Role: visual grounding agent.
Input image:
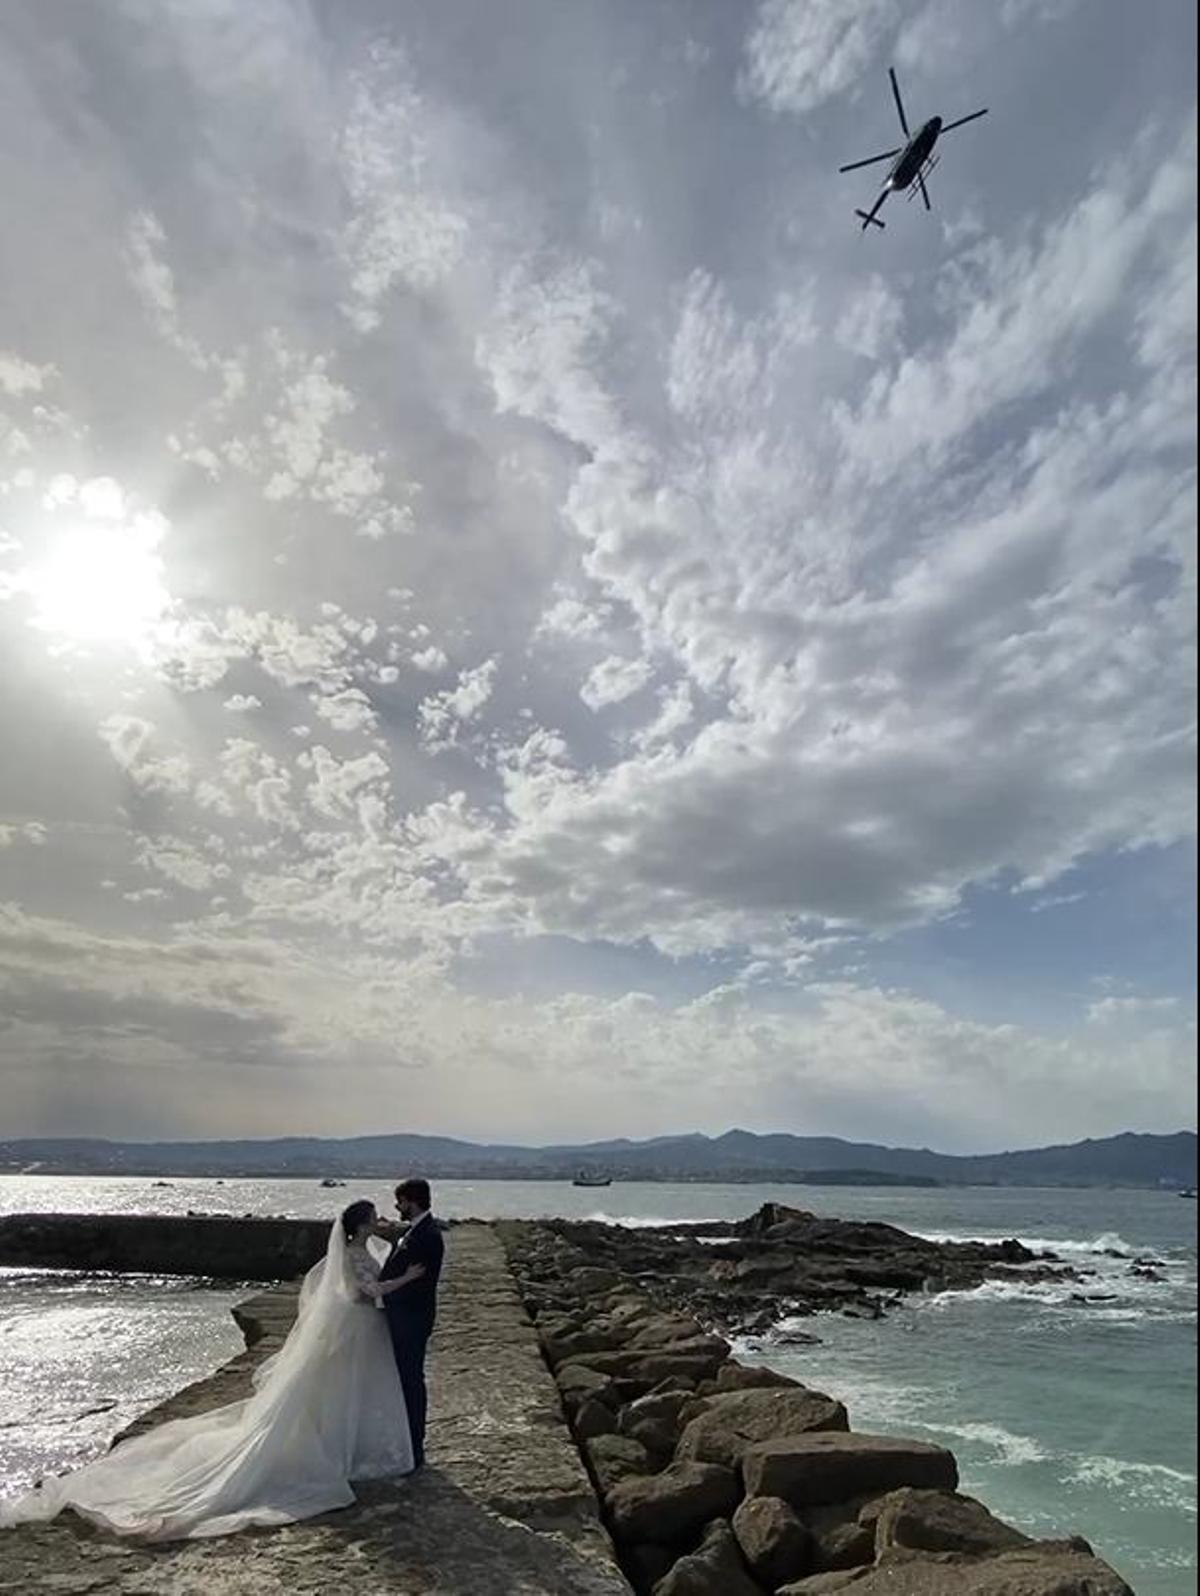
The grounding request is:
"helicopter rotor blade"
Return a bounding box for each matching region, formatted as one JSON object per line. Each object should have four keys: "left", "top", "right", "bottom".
{"left": 889, "top": 68, "right": 911, "bottom": 136}
{"left": 838, "top": 146, "right": 902, "bottom": 173}
{"left": 917, "top": 172, "right": 932, "bottom": 211}
{"left": 940, "top": 107, "right": 988, "bottom": 134}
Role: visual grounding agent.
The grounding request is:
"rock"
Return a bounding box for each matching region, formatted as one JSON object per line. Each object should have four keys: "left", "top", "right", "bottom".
{"left": 809, "top": 1519, "right": 875, "bottom": 1571}
{"left": 777, "top": 1574, "right": 866, "bottom": 1594}
{"left": 573, "top": 1344, "right": 729, "bottom": 1387}
{"left": 652, "top": 1520, "right": 765, "bottom": 1596}
{"left": 743, "top": 1433, "right": 957, "bottom": 1507}
{"left": 732, "top": 1494, "right": 814, "bottom": 1587}
{"left": 780, "top": 1546, "right": 1134, "bottom": 1594}
{"left": 629, "top": 1314, "right": 710, "bottom": 1349}
{"left": 874, "top": 1488, "right": 1032, "bottom": 1557}
{"left": 626, "top": 1541, "right": 677, "bottom": 1592}
{"left": 619, "top": 1390, "right": 695, "bottom": 1435}
{"left": 706, "top": 1362, "right": 802, "bottom": 1394}
{"left": 676, "top": 1387, "right": 850, "bottom": 1469}
{"left": 557, "top": 1361, "right": 617, "bottom": 1415}
{"left": 585, "top": 1433, "right": 654, "bottom": 1491}
{"left": 624, "top": 1415, "right": 680, "bottom": 1464}
{"left": 544, "top": 1325, "right": 621, "bottom": 1366}
{"left": 575, "top": 1395, "right": 618, "bottom": 1440}
{"left": 648, "top": 1375, "right": 698, "bottom": 1396}
{"left": 606, "top": 1462, "right": 741, "bottom": 1546}
{"left": 569, "top": 1266, "right": 627, "bottom": 1294}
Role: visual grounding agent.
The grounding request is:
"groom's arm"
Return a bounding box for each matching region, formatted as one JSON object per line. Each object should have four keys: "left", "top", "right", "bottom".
{"left": 366, "top": 1262, "right": 426, "bottom": 1299}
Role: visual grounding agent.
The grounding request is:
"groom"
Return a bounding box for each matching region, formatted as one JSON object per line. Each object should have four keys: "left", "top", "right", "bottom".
{"left": 378, "top": 1177, "right": 444, "bottom": 1470}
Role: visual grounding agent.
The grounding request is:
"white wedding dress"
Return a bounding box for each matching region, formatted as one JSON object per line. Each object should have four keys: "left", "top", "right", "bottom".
{"left": 0, "top": 1225, "right": 413, "bottom": 1540}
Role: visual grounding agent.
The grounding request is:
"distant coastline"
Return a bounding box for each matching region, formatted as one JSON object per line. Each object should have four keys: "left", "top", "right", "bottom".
{"left": 1, "top": 1125, "right": 1194, "bottom": 1189}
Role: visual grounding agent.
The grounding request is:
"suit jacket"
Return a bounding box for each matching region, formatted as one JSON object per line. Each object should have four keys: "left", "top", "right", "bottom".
{"left": 381, "top": 1214, "right": 444, "bottom": 1324}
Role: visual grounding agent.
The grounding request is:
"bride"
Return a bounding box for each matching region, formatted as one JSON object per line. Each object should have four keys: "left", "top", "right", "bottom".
{"left": 0, "top": 1200, "right": 416, "bottom": 1540}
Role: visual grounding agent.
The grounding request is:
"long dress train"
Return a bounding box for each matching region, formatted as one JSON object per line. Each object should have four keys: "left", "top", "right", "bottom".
{"left": 0, "top": 1223, "right": 413, "bottom": 1540}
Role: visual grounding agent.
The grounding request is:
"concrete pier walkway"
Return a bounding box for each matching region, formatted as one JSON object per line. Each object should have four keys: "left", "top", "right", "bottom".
{"left": 0, "top": 1223, "right": 631, "bottom": 1596}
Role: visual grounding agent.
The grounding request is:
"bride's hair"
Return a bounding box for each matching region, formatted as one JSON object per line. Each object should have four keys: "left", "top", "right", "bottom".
{"left": 339, "top": 1199, "right": 375, "bottom": 1243}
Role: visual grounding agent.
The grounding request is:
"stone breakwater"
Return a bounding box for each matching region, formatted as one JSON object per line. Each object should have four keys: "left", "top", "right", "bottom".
{"left": 497, "top": 1211, "right": 1135, "bottom": 1595}
{"left": 0, "top": 1210, "right": 333, "bottom": 1279}
{"left": 0, "top": 1223, "right": 631, "bottom": 1596}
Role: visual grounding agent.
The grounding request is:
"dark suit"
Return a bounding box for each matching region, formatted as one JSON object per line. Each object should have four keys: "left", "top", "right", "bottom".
{"left": 380, "top": 1214, "right": 444, "bottom": 1468}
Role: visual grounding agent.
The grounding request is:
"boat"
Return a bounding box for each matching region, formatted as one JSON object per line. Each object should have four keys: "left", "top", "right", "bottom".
{"left": 572, "top": 1169, "right": 612, "bottom": 1188}
{"left": 1179, "top": 1188, "right": 1197, "bottom": 1199}
{"left": 319, "top": 1177, "right": 346, "bottom": 1188}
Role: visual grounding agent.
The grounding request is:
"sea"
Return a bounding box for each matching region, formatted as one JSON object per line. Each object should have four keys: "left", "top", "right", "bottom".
{"left": 0, "top": 1177, "right": 1194, "bottom": 1593}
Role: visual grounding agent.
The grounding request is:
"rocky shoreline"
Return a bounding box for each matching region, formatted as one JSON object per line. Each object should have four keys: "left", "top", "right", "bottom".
{"left": 1, "top": 1206, "right": 1147, "bottom": 1593}
{"left": 498, "top": 1206, "right": 1136, "bottom": 1594}
{"left": 506, "top": 1201, "right": 1094, "bottom": 1339}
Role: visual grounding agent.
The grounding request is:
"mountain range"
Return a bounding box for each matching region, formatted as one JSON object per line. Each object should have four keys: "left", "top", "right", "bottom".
{"left": 1, "top": 1128, "right": 1195, "bottom": 1188}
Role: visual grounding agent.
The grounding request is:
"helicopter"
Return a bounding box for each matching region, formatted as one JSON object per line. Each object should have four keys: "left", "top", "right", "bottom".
{"left": 839, "top": 67, "right": 987, "bottom": 232}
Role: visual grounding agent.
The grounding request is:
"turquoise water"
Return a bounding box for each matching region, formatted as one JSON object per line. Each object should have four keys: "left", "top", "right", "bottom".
{"left": 0, "top": 1176, "right": 1194, "bottom": 1591}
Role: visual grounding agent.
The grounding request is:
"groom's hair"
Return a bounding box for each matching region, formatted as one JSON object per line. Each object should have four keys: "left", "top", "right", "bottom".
{"left": 396, "top": 1177, "right": 431, "bottom": 1211}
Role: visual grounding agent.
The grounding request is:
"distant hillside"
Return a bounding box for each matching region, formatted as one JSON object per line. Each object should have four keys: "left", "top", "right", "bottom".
{"left": 0, "top": 1128, "right": 1193, "bottom": 1188}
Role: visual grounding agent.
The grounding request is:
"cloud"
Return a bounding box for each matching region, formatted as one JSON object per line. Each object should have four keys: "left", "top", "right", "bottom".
{"left": 419, "top": 658, "right": 499, "bottom": 749}
{"left": 0, "top": 4, "right": 1193, "bottom": 1145}
{"left": 580, "top": 654, "right": 653, "bottom": 710}
{"left": 740, "top": 0, "right": 899, "bottom": 115}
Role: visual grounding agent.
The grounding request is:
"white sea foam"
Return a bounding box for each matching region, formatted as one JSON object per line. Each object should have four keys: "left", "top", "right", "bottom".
{"left": 914, "top": 1419, "right": 1049, "bottom": 1467}
{"left": 1068, "top": 1455, "right": 1198, "bottom": 1518}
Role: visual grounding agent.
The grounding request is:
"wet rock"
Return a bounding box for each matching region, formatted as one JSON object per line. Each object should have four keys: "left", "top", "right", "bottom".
{"left": 651, "top": 1519, "right": 764, "bottom": 1596}
{"left": 606, "top": 1462, "right": 740, "bottom": 1546}
{"left": 732, "top": 1494, "right": 814, "bottom": 1587}
{"left": 744, "top": 1433, "right": 958, "bottom": 1508}
{"left": 676, "top": 1387, "right": 849, "bottom": 1470}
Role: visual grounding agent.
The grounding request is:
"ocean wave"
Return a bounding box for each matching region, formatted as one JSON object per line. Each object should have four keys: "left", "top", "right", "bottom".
{"left": 914, "top": 1419, "right": 1049, "bottom": 1467}
{"left": 1068, "top": 1455, "right": 1198, "bottom": 1518}
{"left": 581, "top": 1211, "right": 703, "bottom": 1228}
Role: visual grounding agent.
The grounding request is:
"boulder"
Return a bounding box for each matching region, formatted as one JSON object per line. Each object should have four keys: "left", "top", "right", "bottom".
{"left": 706, "top": 1362, "right": 801, "bottom": 1394}
{"left": 626, "top": 1542, "right": 676, "bottom": 1592}
{"left": 732, "top": 1494, "right": 814, "bottom": 1588}
{"left": 573, "top": 1344, "right": 729, "bottom": 1387}
{"left": 620, "top": 1390, "right": 695, "bottom": 1435}
{"left": 777, "top": 1575, "right": 865, "bottom": 1595}
{"left": 809, "top": 1519, "right": 875, "bottom": 1572}
{"left": 651, "top": 1520, "right": 765, "bottom": 1596}
{"left": 606, "top": 1462, "right": 741, "bottom": 1547}
{"left": 676, "top": 1387, "right": 849, "bottom": 1469}
{"left": 557, "top": 1361, "right": 617, "bottom": 1415}
{"left": 624, "top": 1415, "right": 679, "bottom": 1464}
{"left": 743, "top": 1433, "right": 957, "bottom": 1508}
{"left": 779, "top": 1546, "right": 1134, "bottom": 1594}
{"left": 629, "top": 1314, "right": 711, "bottom": 1350}
{"left": 584, "top": 1433, "right": 653, "bottom": 1492}
{"left": 575, "top": 1395, "right": 618, "bottom": 1440}
{"left": 874, "top": 1489, "right": 1032, "bottom": 1558}
{"left": 543, "top": 1325, "right": 621, "bottom": 1367}
{"left": 569, "top": 1266, "right": 627, "bottom": 1294}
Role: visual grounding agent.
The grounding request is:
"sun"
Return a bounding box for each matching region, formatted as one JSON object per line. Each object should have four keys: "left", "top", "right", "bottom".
{"left": 23, "top": 477, "right": 172, "bottom": 647}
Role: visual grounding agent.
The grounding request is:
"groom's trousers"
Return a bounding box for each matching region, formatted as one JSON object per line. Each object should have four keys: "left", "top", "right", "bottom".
{"left": 386, "top": 1307, "right": 434, "bottom": 1468}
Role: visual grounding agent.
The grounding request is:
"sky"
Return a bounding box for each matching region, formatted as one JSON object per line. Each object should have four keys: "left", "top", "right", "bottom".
{"left": 0, "top": 0, "right": 1195, "bottom": 1153}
